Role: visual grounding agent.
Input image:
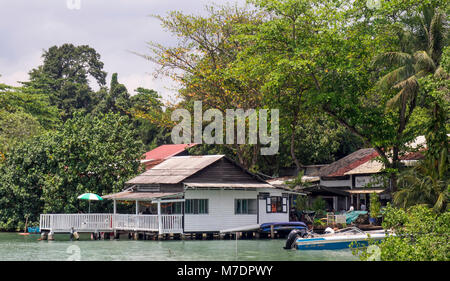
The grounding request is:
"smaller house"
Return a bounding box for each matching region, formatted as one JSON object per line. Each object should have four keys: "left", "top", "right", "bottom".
{"left": 271, "top": 149, "right": 387, "bottom": 212}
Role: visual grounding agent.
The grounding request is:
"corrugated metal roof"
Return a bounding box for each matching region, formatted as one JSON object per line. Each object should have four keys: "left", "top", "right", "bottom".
{"left": 102, "top": 191, "right": 181, "bottom": 201}
{"left": 400, "top": 151, "right": 425, "bottom": 161}
{"left": 266, "top": 176, "right": 319, "bottom": 187}
{"left": 344, "top": 159, "right": 385, "bottom": 175}
{"left": 143, "top": 144, "right": 197, "bottom": 160}
{"left": 346, "top": 189, "right": 385, "bottom": 194}
{"left": 318, "top": 148, "right": 379, "bottom": 177}
{"left": 126, "top": 155, "right": 225, "bottom": 185}
{"left": 184, "top": 182, "right": 273, "bottom": 189}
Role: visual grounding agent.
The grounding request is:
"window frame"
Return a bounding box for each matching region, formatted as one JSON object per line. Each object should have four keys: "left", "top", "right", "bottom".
{"left": 266, "top": 196, "right": 288, "bottom": 213}
{"left": 185, "top": 199, "right": 209, "bottom": 214}
{"left": 235, "top": 199, "right": 257, "bottom": 215}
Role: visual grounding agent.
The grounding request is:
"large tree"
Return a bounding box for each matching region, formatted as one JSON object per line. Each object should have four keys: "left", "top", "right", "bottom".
{"left": 26, "top": 43, "right": 107, "bottom": 120}
{"left": 141, "top": 4, "right": 269, "bottom": 168}
{"left": 0, "top": 113, "right": 144, "bottom": 230}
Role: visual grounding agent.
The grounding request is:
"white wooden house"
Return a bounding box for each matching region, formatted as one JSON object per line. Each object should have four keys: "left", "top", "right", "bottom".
{"left": 106, "top": 155, "right": 302, "bottom": 233}
{"left": 40, "top": 155, "right": 303, "bottom": 235}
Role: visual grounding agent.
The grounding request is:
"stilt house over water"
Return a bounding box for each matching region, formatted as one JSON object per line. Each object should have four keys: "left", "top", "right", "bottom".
{"left": 40, "top": 155, "right": 303, "bottom": 235}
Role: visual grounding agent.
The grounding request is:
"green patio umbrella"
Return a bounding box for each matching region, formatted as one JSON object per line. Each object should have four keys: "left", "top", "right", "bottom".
{"left": 77, "top": 193, "right": 103, "bottom": 213}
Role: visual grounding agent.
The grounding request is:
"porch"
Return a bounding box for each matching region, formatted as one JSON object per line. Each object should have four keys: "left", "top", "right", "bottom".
{"left": 40, "top": 191, "right": 185, "bottom": 234}
{"left": 39, "top": 213, "right": 183, "bottom": 234}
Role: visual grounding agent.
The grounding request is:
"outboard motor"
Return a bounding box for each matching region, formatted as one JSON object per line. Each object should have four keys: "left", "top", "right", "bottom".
{"left": 284, "top": 228, "right": 307, "bottom": 250}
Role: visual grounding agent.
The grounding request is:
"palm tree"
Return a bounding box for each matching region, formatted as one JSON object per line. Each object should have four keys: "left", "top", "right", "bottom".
{"left": 394, "top": 102, "right": 448, "bottom": 213}
{"left": 374, "top": 8, "right": 445, "bottom": 111}
{"left": 394, "top": 159, "right": 448, "bottom": 212}
{"left": 372, "top": 6, "right": 446, "bottom": 192}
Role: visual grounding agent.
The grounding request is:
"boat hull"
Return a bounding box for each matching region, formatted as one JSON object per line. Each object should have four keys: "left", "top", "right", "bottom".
{"left": 296, "top": 233, "right": 386, "bottom": 250}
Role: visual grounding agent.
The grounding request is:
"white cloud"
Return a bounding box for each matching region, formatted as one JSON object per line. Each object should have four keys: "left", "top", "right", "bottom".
{"left": 0, "top": 0, "right": 245, "bottom": 98}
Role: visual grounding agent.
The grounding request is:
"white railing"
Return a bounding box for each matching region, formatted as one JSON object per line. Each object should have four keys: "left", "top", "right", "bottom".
{"left": 40, "top": 213, "right": 183, "bottom": 234}
{"left": 161, "top": 214, "right": 183, "bottom": 234}
{"left": 40, "top": 214, "right": 113, "bottom": 231}
{"left": 114, "top": 214, "right": 158, "bottom": 231}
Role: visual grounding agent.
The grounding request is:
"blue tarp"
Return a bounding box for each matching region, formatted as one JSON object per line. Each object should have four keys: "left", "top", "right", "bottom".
{"left": 345, "top": 211, "right": 368, "bottom": 224}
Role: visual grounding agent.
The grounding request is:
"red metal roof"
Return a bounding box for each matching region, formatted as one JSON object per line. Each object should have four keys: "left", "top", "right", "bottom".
{"left": 319, "top": 148, "right": 380, "bottom": 177}
{"left": 143, "top": 144, "right": 197, "bottom": 160}
{"left": 400, "top": 150, "right": 425, "bottom": 160}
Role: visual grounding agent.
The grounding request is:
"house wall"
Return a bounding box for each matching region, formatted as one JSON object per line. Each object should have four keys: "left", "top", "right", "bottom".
{"left": 258, "top": 188, "right": 289, "bottom": 224}
{"left": 184, "top": 188, "right": 290, "bottom": 232}
{"left": 184, "top": 189, "right": 257, "bottom": 232}
{"left": 353, "top": 175, "right": 383, "bottom": 188}
{"left": 320, "top": 176, "right": 352, "bottom": 188}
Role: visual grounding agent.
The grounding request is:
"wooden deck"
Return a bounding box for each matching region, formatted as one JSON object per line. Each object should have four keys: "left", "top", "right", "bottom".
{"left": 40, "top": 214, "right": 183, "bottom": 234}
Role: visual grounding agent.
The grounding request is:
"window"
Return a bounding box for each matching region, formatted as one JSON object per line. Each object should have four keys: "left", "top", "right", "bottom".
{"left": 266, "top": 196, "right": 287, "bottom": 213}
{"left": 185, "top": 199, "right": 208, "bottom": 214}
{"left": 161, "top": 202, "right": 183, "bottom": 214}
{"left": 235, "top": 199, "right": 257, "bottom": 214}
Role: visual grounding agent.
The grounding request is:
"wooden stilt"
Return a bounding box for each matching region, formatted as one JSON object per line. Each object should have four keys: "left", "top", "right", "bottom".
{"left": 40, "top": 231, "right": 48, "bottom": 241}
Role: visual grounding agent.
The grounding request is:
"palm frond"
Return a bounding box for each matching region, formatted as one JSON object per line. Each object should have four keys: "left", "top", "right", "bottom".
{"left": 376, "top": 66, "right": 414, "bottom": 90}
{"left": 428, "top": 11, "right": 445, "bottom": 63}
{"left": 386, "top": 90, "right": 403, "bottom": 109}
{"left": 373, "top": 52, "right": 412, "bottom": 68}
{"left": 385, "top": 77, "right": 419, "bottom": 110}
{"left": 414, "top": 50, "right": 436, "bottom": 73}
{"left": 434, "top": 66, "right": 448, "bottom": 79}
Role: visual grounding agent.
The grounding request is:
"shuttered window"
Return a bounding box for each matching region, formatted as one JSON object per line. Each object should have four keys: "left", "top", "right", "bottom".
{"left": 266, "top": 196, "right": 288, "bottom": 213}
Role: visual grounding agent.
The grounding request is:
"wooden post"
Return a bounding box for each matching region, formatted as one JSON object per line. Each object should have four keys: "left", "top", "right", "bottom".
{"left": 113, "top": 199, "right": 117, "bottom": 237}
{"left": 270, "top": 225, "right": 274, "bottom": 239}
{"left": 157, "top": 200, "right": 162, "bottom": 235}
{"left": 40, "top": 231, "right": 48, "bottom": 241}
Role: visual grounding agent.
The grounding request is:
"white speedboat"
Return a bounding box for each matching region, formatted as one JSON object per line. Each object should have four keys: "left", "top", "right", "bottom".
{"left": 285, "top": 227, "right": 390, "bottom": 250}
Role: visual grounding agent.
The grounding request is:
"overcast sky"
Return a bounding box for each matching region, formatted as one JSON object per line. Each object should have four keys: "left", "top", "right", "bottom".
{"left": 0, "top": 0, "right": 244, "bottom": 101}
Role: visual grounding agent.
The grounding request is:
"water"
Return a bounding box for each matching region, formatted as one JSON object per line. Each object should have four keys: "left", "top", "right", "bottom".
{"left": 0, "top": 232, "right": 358, "bottom": 261}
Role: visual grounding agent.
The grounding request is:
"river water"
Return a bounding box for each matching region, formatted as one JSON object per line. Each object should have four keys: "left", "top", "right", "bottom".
{"left": 0, "top": 232, "right": 358, "bottom": 261}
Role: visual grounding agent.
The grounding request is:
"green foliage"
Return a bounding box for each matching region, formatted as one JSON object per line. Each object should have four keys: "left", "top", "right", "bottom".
{"left": 0, "top": 83, "right": 60, "bottom": 156}
{"left": 394, "top": 96, "right": 448, "bottom": 212}
{"left": 26, "top": 43, "right": 107, "bottom": 120}
{"left": 311, "top": 197, "right": 326, "bottom": 214}
{"left": 0, "top": 113, "right": 144, "bottom": 230}
{"left": 354, "top": 204, "right": 450, "bottom": 261}
{"left": 295, "top": 195, "right": 309, "bottom": 212}
{"left": 313, "top": 218, "right": 326, "bottom": 227}
{"left": 370, "top": 192, "right": 382, "bottom": 218}
{"left": 0, "top": 111, "right": 42, "bottom": 156}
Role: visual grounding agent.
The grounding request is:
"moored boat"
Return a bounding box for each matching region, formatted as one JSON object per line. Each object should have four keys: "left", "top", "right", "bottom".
{"left": 260, "top": 222, "right": 307, "bottom": 234}
{"left": 285, "top": 227, "right": 391, "bottom": 250}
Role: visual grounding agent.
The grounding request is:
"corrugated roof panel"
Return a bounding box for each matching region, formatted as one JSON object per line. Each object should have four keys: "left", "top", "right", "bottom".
{"left": 126, "top": 155, "right": 225, "bottom": 184}
{"left": 143, "top": 144, "right": 197, "bottom": 160}
{"left": 319, "top": 148, "right": 379, "bottom": 177}
{"left": 344, "top": 159, "right": 384, "bottom": 175}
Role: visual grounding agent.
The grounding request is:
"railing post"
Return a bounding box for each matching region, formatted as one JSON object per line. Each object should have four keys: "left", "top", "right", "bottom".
{"left": 157, "top": 201, "right": 162, "bottom": 234}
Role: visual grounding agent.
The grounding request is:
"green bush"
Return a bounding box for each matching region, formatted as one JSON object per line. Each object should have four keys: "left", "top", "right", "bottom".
{"left": 353, "top": 204, "right": 450, "bottom": 261}
{"left": 370, "top": 192, "right": 381, "bottom": 218}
